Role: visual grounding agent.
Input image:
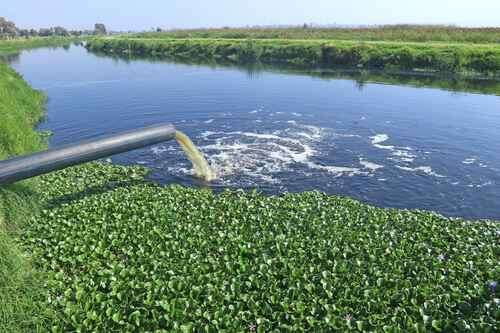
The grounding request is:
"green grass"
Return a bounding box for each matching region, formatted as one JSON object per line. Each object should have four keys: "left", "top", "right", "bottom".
{"left": 0, "top": 37, "right": 76, "bottom": 56}
{"left": 0, "top": 41, "right": 62, "bottom": 332}
{"left": 0, "top": 63, "right": 46, "bottom": 159}
{"left": 20, "top": 162, "right": 499, "bottom": 332}
{"left": 135, "top": 25, "right": 500, "bottom": 44}
{"left": 87, "top": 37, "right": 500, "bottom": 76}
{"left": 0, "top": 182, "right": 55, "bottom": 332}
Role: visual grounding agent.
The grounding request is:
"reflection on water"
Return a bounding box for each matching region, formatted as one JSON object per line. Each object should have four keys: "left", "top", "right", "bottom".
{"left": 89, "top": 49, "right": 500, "bottom": 96}
{"left": 10, "top": 45, "right": 500, "bottom": 219}
{"left": 0, "top": 52, "right": 20, "bottom": 64}
{"left": 1, "top": 41, "right": 77, "bottom": 64}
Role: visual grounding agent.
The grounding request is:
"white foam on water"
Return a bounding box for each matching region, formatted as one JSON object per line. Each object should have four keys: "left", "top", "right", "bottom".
{"left": 396, "top": 166, "right": 445, "bottom": 178}
{"left": 360, "top": 159, "right": 384, "bottom": 171}
{"left": 370, "top": 134, "right": 395, "bottom": 150}
{"left": 370, "top": 134, "right": 389, "bottom": 144}
{"left": 370, "top": 134, "right": 418, "bottom": 163}
{"left": 389, "top": 150, "right": 416, "bottom": 163}
{"left": 333, "top": 133, "right": 362, "bottom": 138}
{"left": 295, "top": 130, "right": 323, "bottom": 141}
{"left": 204, "top": 119, "right": 214, "bottom": 124}
{"left": 183, "top": 121, "right": 373, "bottom": 185}
{"left": 467, "top": 181, "right": 493, "bottom": 188}
{"left": 305, "top": 162, "right": 364, "bottom": 177}
{"left": 292, "top": 112, "right": 303, "bottom": 117}
{"left": 296, "top": 124, "right": 323, "bottom": 140}
{"left": 390, "top": 157, "right": 415, "bottom": 163}
{"left": 164, "top": 119, "right": 458, "bottom": 186}
{"left": 167, "top": 166, "right": 192, "bottom": 176}
{"left": 462, "top": 158, "right": 476, "bottom": 165}
{"left": 200, "top": 131, "right": 213, "bottom": 137}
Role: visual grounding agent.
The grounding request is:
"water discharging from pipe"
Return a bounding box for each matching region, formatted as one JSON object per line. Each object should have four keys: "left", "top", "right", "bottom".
{"left": 175, "top": 130, "right": 216, "bottom": 182}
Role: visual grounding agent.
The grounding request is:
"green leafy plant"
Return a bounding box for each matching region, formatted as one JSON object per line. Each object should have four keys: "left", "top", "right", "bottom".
{"left": 20, "top": 162, "right": 499, "bottom": 332}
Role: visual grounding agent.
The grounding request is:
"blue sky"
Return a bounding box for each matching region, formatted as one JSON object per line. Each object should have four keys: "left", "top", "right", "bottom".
{"left": 3, "top": 0, "right": 500, "bottom": 31}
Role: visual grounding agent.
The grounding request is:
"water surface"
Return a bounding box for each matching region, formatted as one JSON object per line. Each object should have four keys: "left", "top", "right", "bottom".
{"left": 11, "top": 46, "right": 500, "bottom": 219}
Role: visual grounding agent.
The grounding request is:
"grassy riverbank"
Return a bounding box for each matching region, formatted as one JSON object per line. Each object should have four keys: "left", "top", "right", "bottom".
{"left": 0, "top": 37, "right": 76, "bottom": 56}
{"left": 87, "top": 37, "right": 500, "bottom": 76}
{"left": 0, "top": 62, "right": 51, "bottom": 331}
{"left": 0, "top": 37, "right": 75, "bottom": 331}
{"left": 137, "top": 25, "right": 500, "bottom": 44}
{"left": 0, "top": 64, "right": 46, "bottom": 159}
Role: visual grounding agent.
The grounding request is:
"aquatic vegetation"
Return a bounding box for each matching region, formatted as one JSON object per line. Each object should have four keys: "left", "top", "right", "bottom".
{"left": 21, "top": 162, "right": 499, "bottom": 331}
{"left": 86, "top": 37, "right": 500, "bottom": 76}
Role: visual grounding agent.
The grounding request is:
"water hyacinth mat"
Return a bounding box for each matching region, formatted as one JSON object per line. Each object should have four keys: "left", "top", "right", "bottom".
{"left": 22, "top": 163, "right": 499, "bottom": 331}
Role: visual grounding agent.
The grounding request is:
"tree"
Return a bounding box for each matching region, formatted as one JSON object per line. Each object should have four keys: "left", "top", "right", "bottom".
{"left": 38, "top": 28, "right": 51, "bottom": 37}
{"left": 94, "top": 23, "right": 107, "bottom": 35}
{"left": 0, "top": 17, "right": 18, "bottom": 39}
{"left": 53, "top": 26, "right": 69, "bottom": 36}
{"left": 18, "top": 29, "right": 30, "bottom": 38}
{"left": 69, "top": 30, "right": 83, "bottom": 36}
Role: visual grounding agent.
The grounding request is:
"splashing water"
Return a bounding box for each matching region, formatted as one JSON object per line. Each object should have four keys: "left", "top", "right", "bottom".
{"left": 175, "top": 130, "right": 217, "bottom": 181}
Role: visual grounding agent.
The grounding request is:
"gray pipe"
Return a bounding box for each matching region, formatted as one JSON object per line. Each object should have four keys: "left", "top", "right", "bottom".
{"left": 0, "top": 123, "right": 176, "bottom": 185}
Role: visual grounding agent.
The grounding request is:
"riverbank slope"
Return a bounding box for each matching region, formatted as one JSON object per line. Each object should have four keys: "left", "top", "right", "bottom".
{"left": 0, "top": 61, "right": 51, "bottom": 332}
{"left": 87, "top": 37, "right": 500, "bottom": 76}
{"left": 0, "top": 37, "right": 76, "bottom": 332}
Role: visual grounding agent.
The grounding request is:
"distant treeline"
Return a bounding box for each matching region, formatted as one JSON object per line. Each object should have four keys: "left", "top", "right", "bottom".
{"left": 135, "top": 25, "right": 500, "bottom": 44}
{"left": 0, "top": 17, "right": 107, "bottom": 39}
{"left": 86, "top": 38, "right": 500, "bottom": 75}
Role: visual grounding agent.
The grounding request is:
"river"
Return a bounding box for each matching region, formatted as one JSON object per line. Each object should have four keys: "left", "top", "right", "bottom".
{"left": 10, "top": 45, "right": 500, "bottom": 219}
